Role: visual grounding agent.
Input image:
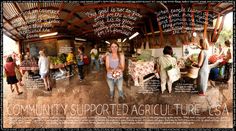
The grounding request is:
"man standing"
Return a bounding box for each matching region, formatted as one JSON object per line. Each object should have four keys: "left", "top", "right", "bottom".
{"left": 90, "top": 45, "right": 100, "bottom": 72}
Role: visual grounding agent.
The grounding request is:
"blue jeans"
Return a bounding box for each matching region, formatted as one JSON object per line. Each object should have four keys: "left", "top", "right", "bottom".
{"left": 77, "top": 64, "right": 84, "bottom": 80}
{"left": 106, "top": 77, "right": 124, "bottom": 98}
{"left": 90, "top": 59, "right": 100, "bottom": 71}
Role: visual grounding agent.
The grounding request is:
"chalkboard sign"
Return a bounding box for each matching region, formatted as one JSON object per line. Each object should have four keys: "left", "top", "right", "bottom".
{"left": 184, "top": 9, "right": 192, "bottom": 29}
{"left": 157, "top": 10, "right": 171, "bottom": 32}
{"left": 138, "top": 75, "right": 161, "bottom": 93}
{"left": 171, "top": 8, "right": 184, "bottom": 34}
{"left": 28, "top": 39, "right": 57, "bottom": 56}
{"left": 174, "top": 78, "right": 197, "bottom": 93}
{"left": 157, "top": 7, "right": 216, "bottom": 34}
{"left": 194, "top": 10, "right": 206, "bottom": 28}
{"left": 25, "top": 75, "right": 45, "bottom": 89}
{"left": 59, "top": 46, "right": 73, "bottom": 54}
{"left": 174, "top": 83, "right": 195, "bottom": 93}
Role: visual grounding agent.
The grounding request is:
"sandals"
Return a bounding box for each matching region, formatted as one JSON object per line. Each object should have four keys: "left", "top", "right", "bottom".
{"left": 17, "top": 92, "right": 23, "bottom": 95}
{"left": 198, "top": 92, "right": 205, "bottom": 96}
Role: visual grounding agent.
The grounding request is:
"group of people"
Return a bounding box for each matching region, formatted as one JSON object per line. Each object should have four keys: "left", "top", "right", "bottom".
{"left": 77, "top": 42, "right": 126, "bottom": 102}
{"left": 209, "top": 40, "right": 232, "bottom": 83}
{"left": 4, "top": 56, "right": 23, "bottom": 95}
{"left": 76, "top": 45, "right": 100, "bottom": 81}
{"left": 4, "top": 38, "right": 232, "bottom": 101}
{"left": 157, "top": 38, "right": 232, "bottom": 96}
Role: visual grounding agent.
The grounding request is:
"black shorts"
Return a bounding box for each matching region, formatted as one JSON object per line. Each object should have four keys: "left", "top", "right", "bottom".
{"left": 7, "top": 76, "right": 18, "bottom": 84}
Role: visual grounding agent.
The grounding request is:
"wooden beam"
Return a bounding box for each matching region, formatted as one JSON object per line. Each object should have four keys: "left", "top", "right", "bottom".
{"left": 156, "top": 16, "right": 164, "bottom": 47}
{"left": 79, "top": 3, "right": 89, "bottom": 25}
{"left": 3, "top": 27, "right": 19, "bottom": 41}
{"left": 167, "top": 11, "right": 176, "bottom": 46}
{"left": 214, "top": 3, "right": 222, "bottom": 8}
{"left": 3, "top": 16, "right": 22, "bottom": 39}
{"left": 220, "top": 5, "right": 233, "bottom": 14}
{"left": 3, "top": 32, "right": 17, "bottom": 41}
{"left": 181, "top": 4, "right": 187, "bottom": 33}
{"left": 203, "top": 4, "right": 209, "bottom": 39}
{"left": 59, "top": 2, "right": 65, "bottom": 15}
{"left": 214, "top": 15, "right": 226, "bottom": 42}
{"left": 37, "top": 2, "right": 41, "bottom": 22}
{"left": 3, "top": 16, "right": 17, "bottom": 32}
{"left": 191, "top": 5, "right": 195, "bottom": 43}
{"left": 211, "top": 13, "right": 220, "bottom": 42}
{"left": 144, "top": 25, "right": 148, "bottom": 43}
{"left": 13, "top": 3, "right": 27, "bottom": 23}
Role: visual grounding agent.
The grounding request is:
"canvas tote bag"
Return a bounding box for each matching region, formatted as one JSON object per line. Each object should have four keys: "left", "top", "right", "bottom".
{"left": 164, "top": 56, "right": 180, "bottom": 82}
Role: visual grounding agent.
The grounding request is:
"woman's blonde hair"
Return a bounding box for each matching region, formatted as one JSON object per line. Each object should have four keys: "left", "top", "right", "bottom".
{"left": 39, "top": 50, "right": 45, "bottom": 56}
{"left": 199, "top": 38, "right": 208, "bottom": 50}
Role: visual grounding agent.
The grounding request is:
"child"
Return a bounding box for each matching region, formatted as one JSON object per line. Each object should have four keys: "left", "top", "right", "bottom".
{"left": 4, "top": 56, "right": 23, "bottom": 95}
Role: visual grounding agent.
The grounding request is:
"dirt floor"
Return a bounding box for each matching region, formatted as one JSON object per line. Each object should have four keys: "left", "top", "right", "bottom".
{"left": 2, "top": 66, "right": 233, "bottom": 128}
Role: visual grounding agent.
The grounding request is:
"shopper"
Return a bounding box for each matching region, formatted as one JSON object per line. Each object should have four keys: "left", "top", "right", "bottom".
{"left": 90, "top": 45, "right": 100, "bottom": 72}
{"left": 4, "top": 56, "right": 23, "bottom": 95}
{"left": 77, "top": 47, "right": 84, "bottom": 81}
{"left": 209, "top": 40, "right": 232, "bottom": 84}
{"left": 38, "top": 50, "right": 51, "bottom": 91}
{"left": 67, "top": 50, "right": 75, "bottom": 76}
{"left": 106, "top": 41, "right": 125, "bottom": 102}
{"left": 192, "top": 38, "right": 209, "bottom": 96}
{"left": 157, "top": 46, "right": 178, "bottom": 94}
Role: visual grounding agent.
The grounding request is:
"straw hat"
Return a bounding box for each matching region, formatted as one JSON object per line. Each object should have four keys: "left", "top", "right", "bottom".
{"left": 186, "top": 66, "right": 199, "bottom": 79}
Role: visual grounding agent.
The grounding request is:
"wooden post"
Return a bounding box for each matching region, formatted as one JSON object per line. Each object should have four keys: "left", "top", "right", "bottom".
{"left": 203, "top": 10, "right": 209, "bottom": 40}
{"left": 144, "top": 25, "right": 148, "bottom": 44}
{"left": 215, "top": 15, "right": 226, "bottom": 41}
{"left": 212, "top": 13, "right": 220, "bottom": 42}
{"left": 168, "top": 12, "right": 176, "bottom": 46}
{"left": 149, "top": 18, "right": 156, "bottom": 48}
{"left": 181, "top": 4, "right": 187, "bottom": 33}
{"left": 191, "top": 5, "right": 195, "bottom": 43}
{"left": 203, "top": 4, "right": 210, "bottom": 40}
{"left": 156, "top": 17, "right": 164, "bottom": 47}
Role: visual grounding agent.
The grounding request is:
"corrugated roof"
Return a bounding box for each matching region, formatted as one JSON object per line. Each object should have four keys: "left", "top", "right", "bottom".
{"left": 2, "top": 2, "right": 234, "bottom": 41}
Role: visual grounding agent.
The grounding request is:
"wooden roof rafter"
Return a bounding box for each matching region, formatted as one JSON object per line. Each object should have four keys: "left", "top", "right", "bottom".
{"left": 13, "top": 3, "right": 26, "bottom": 23}
{"left": 3, "top": 31, "right": 18, "bottom": 41}
{"left": 3, "top": 27, "right": 20, "bottom": 41}
{"left": 220, "top": 5, "right": 233, "bottom": 14}
{"left": 3, "top": 16, "right": 23, "bottom": 39}
{"left": 214, "top": 3, "right": 222, "bottom": 8}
